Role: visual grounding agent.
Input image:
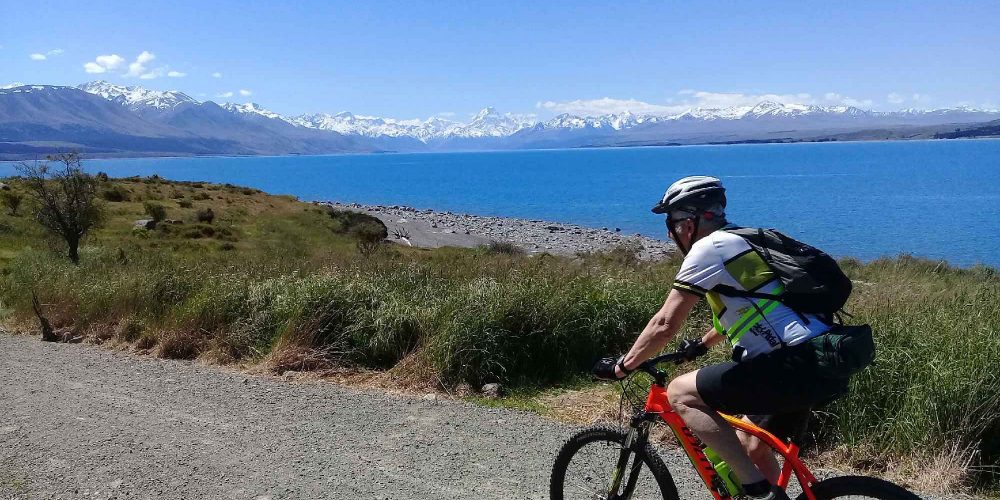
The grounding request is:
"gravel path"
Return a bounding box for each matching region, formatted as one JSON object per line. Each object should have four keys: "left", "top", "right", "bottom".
{"left": 0, "top": 334, "right": 708, "bottom": 500}
{"left": 320, "top": 202, "right": 675, "bottom": 260}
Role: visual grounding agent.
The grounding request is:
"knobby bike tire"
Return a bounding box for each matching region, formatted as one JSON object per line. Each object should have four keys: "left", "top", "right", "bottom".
{"left": 799, "top": 476, "right": 922, "bottom": 500}
{"left": 550, "top": 425, "right": 679, "bottom": 500}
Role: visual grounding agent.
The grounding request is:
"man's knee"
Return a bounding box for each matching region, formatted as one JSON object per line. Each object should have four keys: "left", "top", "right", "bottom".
{"left": 744, "top": 435, "right": 771, "bottom": 458}
{"left": 667, "top": 371, "right": 704, "bottom": 410}
{"left": 738, "top": 424, "right": 773, "bottom": 460}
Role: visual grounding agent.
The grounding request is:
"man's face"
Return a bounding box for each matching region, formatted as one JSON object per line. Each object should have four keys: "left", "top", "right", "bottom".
{"left": 666, "top": 212, "right": 696, "bottom": 253}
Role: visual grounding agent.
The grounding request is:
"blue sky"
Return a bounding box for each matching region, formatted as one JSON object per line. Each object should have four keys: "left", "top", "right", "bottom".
{"left": 3, "top": 1, "right": 998, "bottom": 120}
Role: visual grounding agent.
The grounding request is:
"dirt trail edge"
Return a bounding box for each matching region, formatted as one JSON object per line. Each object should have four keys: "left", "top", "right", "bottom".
{"left": 0, "top": 334, "right": 702, "bottom": 500}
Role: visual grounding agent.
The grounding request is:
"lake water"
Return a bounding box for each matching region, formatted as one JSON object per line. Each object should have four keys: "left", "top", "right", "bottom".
{"left": 4, "top": 139, "right": 999, "bottom": 267}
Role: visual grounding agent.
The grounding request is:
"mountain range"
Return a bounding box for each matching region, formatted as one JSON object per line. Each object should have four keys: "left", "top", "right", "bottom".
{"left": 1, "top": 81, "right": 998, "bottom": 158}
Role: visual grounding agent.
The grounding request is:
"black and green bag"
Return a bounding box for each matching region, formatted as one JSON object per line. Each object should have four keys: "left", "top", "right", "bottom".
{"left": 809, "top": 324, "right": 876, "bottom": 378}
{"left": 714, "top": 227, "right": 854, "bottom": 321}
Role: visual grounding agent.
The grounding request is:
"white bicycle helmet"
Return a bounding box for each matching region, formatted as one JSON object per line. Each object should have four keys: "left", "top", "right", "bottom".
{"left": 652, "top": 176, "right": 727, "bottom": 215}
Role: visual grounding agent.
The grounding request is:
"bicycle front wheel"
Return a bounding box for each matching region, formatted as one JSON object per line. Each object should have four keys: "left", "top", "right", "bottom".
{"left": 550, "top": 426, "right": 679, "bottom": 500}
{"left": 800, "top": 476, "right": 922, "bottom": 500}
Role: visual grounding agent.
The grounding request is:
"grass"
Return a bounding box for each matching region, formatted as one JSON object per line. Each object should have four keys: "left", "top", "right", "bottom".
{"left": 0, "top": 175, "right": 997, "bottom": 493}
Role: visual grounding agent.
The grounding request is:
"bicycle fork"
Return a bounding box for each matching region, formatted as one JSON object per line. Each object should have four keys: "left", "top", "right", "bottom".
{"left": 604, "top": 422, "right": 652, "bottom": 500}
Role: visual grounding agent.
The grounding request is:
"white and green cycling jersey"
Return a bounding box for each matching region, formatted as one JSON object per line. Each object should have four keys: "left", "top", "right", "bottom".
{"left": 672, "top": 227, "right": 831, "bottom": 361}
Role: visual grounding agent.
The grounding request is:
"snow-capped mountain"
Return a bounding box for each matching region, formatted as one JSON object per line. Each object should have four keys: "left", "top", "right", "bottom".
{"left": 289, "top": 111, "right": 454, "bottom": 140}
{"left": 221, "top": 102, "right": 288, "bottom": 121}
{"left": 78, "top": 81, "right": 196, "bottom": 111}
{"left": 289, "top": 107, "right": 535, "bottom": 141}
{"left": 69, "top": 81, "right": 1000, "bottom": 141}
{"left": 445, "top": 107, "right": 536, "bottom": 138}
{"left": 3, "top": 81, "right": 998, "bottom": 158}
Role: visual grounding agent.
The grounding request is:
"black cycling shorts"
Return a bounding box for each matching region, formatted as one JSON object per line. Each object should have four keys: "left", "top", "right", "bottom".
{"left": 695, "top": 340, "right": 849, "bottom": 442}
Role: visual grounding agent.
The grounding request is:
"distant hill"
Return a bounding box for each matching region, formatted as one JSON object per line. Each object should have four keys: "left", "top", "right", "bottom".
{"left": 1, "top": 81, "right": 998, "bottom": 159}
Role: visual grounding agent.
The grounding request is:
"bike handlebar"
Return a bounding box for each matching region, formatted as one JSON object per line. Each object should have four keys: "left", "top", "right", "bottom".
{"left": 633, "top": 351, "right": 687, "bottom": 383}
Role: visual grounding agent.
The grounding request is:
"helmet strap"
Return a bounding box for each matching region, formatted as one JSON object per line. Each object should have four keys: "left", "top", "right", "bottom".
{"left": 669, "top": 214, "right": 702, "bottom": 256}
{"left": 668, "top": 223, "right": 686, "bottom": 255}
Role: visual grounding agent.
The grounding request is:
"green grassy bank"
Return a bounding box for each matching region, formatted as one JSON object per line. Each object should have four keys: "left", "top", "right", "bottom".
{"left": 0, "top": 176, "right": 997, "bottom": 492}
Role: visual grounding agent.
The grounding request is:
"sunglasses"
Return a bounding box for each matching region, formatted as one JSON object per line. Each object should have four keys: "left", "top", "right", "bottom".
{"left": 665, "top": 214, "right": 696, "bottom": 229}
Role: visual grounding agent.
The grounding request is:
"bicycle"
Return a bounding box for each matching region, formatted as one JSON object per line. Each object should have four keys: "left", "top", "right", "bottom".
{"left": 549, "top": 351, "right": 920, "bottom": 500}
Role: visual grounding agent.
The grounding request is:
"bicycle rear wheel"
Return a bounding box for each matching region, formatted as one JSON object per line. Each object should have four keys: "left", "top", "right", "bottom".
{"left": 799, "top": 476, "right": 921, "bottom": 500}
{"left": 550, "top": 426, "right": 679, "bottom": 500}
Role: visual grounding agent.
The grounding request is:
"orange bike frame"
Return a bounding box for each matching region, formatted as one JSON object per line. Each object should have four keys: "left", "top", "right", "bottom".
{"left": 643, "top": 383, "right": 819, "bottom": 500}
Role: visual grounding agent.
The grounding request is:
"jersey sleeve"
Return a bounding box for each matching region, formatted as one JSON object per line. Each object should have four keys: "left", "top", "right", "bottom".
{"left": 672, "top": 239, "right": 726, "bottom": 297}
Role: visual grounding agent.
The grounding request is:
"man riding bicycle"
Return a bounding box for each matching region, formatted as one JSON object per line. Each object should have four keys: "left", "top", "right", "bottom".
{"left": 593, "top": 176, "right": 850, "bottom": 500}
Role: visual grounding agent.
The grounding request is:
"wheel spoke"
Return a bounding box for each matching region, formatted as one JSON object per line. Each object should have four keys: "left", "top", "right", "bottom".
{"left": 555, "top": 433, "right": 669, "bottom": 500}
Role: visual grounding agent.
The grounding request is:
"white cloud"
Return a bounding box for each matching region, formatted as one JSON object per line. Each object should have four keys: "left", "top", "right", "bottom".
{"left": 841, "top": 97, "right": 873, "bottom": 107}
{"left": 84, "top": 54, "right": 125, "bottom": 73}
{"left": 139, "top": 68, "right": 165, "bottom": 80}
{"left": 167, "top": 71, "right": 186, "bottom": 78}
{"left": 538, "top": 90, "right": 885, "bottom": 117}
{"left": 435, "top": 111, "right": 456, "bottom": 118}
{"left": 216, "top": 91, "right": 234, "bottom": 98}
{"left": 537, "top": 97, "right": 683, "bottom": 116}
{"left": 818, "top": 92, "right": 871, "bottom": 107}
{"left": 887, "top": 93, "right": 905, "bottom": 104}
{"left": 239, "top": 89, "right": 252, "bottom": 96}
{"left": 211, "top": 72, "right": 222, "bottom": 78}
{"left": 125, "top": 51, "right": 156, "bottom": 77}
{"left": 30, "top": 48, "right": 64, "bottom": 61}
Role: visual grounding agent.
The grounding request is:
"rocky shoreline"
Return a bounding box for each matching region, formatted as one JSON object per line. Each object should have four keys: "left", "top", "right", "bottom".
{"left": 319, "top": 202, "right": 675, "bottom": 260}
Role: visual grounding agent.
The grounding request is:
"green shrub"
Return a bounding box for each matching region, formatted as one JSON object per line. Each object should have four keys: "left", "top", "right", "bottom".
{"left": 143, "top": 201, "right": 167, "bottom": 222}
{"left": 101, "top": 186, "right": 130, "bottom": 202}
{"left": 192, "top": 192, "right": 212, "bottom": 201}
{"left": 178, "top": 199, "right": 193, "bottom": 208}
{"left": 350, "top": 221, "right": 387, "bottom": 257}
{"left": 482, "top": 240, "right": 524, "bottom": 255}
{"left": 181, "top": 224, "right": 215, "bottom": 239}
{"left": 325, "top": 208, "right": 386, "bottom": 235}
{"left": 1, "top": 191, "right": 22, "bottom": 215}
{"left": 196, "top": 208, "right": 215, "bottom": 224}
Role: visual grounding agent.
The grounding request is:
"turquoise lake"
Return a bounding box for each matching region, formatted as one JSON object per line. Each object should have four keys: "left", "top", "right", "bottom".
{"left": 4, "top": 139, "right": 999, "bottom": 266}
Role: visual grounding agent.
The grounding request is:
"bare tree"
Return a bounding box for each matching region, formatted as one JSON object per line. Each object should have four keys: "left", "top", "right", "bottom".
{"left": 17, "top": 153, "right": 103, "bottom": 264}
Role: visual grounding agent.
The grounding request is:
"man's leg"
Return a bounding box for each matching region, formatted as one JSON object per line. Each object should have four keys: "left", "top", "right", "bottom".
{"left": 666, "top": 370, "right": 766, "bottom": 484}
{"left": 738, "top": 416, "right": 781, "bottom": 484}
{"left": 742, "top": 411, "right": 813, "bottom": 485}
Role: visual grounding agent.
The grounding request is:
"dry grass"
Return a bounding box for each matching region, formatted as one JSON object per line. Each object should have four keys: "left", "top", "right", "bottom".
{"left": 813, "top": 442, "right": 981, "bottom": 495}
{"left": 540, "top": 385, "right": 619, "bottom": 424}
{"left": 156, "top": 330, "right": 206, "bottom": 359}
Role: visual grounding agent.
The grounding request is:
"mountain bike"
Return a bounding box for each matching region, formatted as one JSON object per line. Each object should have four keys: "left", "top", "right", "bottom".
{"left": 549, "top": 351, "right": 920, "bottom": 500}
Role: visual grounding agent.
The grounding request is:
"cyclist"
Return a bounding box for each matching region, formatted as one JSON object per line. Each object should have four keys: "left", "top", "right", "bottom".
{"left": 593, "top": 176, "right": 849, "bottom": 500}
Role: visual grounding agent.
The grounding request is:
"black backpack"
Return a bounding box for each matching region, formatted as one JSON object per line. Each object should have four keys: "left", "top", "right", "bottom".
{"left": 712, "top": 227, "right": 853, "bottom": 320}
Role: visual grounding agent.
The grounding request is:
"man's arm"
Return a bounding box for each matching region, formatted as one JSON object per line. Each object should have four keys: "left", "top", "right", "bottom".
{"left": 618, "top": 289, "right": 701, "bottom": 375}
{"left": 701, "top": 327, "right": 726, "bottom": 348}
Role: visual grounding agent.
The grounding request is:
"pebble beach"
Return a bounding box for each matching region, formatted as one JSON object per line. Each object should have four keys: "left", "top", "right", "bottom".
{"left": 320, "top": 202, "right": 675, "bottom": 260}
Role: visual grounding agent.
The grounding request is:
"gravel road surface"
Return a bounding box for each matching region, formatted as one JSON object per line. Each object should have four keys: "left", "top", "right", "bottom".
{"left": 0, "top": 334, "right": 708, "bottom": 500}
{"left": 1, "top": 334, "right": 947, "bottom": 500}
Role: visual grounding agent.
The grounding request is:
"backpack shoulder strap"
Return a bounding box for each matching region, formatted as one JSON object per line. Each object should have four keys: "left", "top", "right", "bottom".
{"left": 712, "top": 284, "right": 781, "bottom": 301}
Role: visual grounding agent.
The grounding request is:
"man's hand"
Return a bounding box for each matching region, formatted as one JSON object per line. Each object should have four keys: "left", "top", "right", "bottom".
{"left": 592, "top": 356, "right": 628, "bottom": 380}
{"left": 679, "top": 338, "right": 709, "bottom": 361}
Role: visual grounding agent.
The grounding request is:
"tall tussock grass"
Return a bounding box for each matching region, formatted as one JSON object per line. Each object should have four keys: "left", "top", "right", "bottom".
{"left": 2, "top": 245, "right": 997, "bottom": 488}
